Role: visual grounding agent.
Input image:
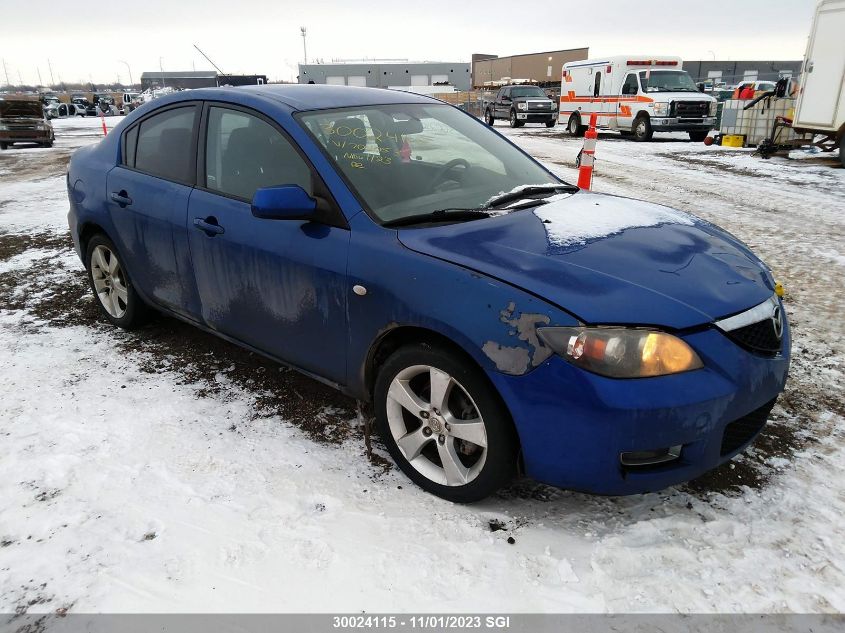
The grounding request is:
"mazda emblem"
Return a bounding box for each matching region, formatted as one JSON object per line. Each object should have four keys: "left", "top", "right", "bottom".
{"left": 772, "top": 305, "right": 784, "bottom": 341}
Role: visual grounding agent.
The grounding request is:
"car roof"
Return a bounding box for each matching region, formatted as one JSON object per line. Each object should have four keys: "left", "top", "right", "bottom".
{"left": 180, "top": 84, "right": 439, "bottom": 111}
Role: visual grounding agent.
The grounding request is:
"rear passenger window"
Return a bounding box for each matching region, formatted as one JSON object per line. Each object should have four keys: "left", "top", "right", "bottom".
{"left": 134, "top": 106, "right": 196, "bottom": 183}
{"left": 123, "top": 125, "right": 138, "bottom": 167}
{"left": 205, "top": 107, "right": 312, "bottom": 201}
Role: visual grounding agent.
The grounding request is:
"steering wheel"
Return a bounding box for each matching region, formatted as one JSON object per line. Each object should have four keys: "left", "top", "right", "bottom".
{"left": 431, "top": 158, "right": 471, "bottom": 190}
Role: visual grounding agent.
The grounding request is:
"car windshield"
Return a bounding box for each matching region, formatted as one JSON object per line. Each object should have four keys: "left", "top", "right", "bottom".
{"left": 639, "top": 70, "right": 699, "bottom": 92}
{"left": 0, "top": 100, "right": 43, "bottom": 119}
{"left": 510, "top": 86, "right": 546, "bottom": 98}
{"left": 298, "top": 104, "right": 559, "bottom": 224}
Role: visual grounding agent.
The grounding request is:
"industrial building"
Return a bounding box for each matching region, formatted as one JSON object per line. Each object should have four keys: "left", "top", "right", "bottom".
{"left": 683, "top": 60, "right": 803, "bottom": 86}
{"left": 472, "top": 48, "right": 590, "bottom": 88}
{"left": 297, "top": 61, "right": 471, "bottom": 90}
{"left": 140, "top": 71, "right": 269, "bottom": 90}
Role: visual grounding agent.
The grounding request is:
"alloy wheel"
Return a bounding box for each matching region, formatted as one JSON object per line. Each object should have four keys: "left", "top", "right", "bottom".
{"left": 90, "top": 244, "right": 128, "bottom": 318}
{"left": 385, "top": 365, "right": 488, "bottom": 487}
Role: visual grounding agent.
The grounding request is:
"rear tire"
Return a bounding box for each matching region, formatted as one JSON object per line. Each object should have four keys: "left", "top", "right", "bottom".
{"left": 567, "top": 113, "right": 585, "bottom": 137}
{"left": 485, "top": 109, "right": 495, "bottom": 126}
{"left": 632, "top": 115, "right": 653, "bottom": 141}
{"left": 689, "top": 131, "right": 708, "bottom": 142}
{"left": 374, "top": 343, "right": 518, "bottom": 503}
{"left": 85, "top": 234, "right": 149, "bottom": 329}
{"left": 840, "top": 144, "right": 844, "bottom": 168}
{"left": 0, "top": 142, "right": 7, "bottom": 150}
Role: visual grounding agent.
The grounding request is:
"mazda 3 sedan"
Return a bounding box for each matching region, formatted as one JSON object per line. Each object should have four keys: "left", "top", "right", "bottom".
{"left": 66, "top": 85, "right": 790, "bottom": 502}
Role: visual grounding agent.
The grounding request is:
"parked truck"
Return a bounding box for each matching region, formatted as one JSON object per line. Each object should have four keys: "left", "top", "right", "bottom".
{"left": 560, "top": 56, "right": 717, "bottom": 141}
{"left": 484, "top": 84, "right": 557, "bottom": 128}
{"left": 792, "top": 0, "right": 845, "bottom": 166}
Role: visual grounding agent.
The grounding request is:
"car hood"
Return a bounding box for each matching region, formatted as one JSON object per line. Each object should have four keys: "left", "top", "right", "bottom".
{"left": 397, "top": 192, "right": 775, "bottom": 329}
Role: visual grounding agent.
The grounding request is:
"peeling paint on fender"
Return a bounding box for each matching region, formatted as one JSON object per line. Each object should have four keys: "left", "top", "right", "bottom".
{"left": 482, "top": 302, "right": 553, "bottom": 375}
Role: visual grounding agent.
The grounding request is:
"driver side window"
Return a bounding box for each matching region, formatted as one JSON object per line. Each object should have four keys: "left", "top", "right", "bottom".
{"left": 622, "top": 74, "right": 639, "bottom": 95}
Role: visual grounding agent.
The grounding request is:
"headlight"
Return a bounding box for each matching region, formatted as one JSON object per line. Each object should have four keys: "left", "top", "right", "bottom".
{"left": 653, "top": 102, "right": 669, "bottom": 116}
{"left": 551, "top": 102, "right": 557, "bottom": 110}
{"left": 537, "top": 327, "right": 703, "bottom": 378}
{"left": 37, "top": 122, "right": 50, "bottom": 131}
{"left": 709, "top": 101, "right": 718, "bottom": 116}
{"left": 0, "top": 124, "right": 8, "bottom": 131}
{"left": 517, "top": 102, "right": 527, "bottom": 111}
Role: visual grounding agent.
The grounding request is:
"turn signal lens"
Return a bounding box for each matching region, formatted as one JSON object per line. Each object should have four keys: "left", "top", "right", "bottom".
{"left": 537, "top": 327, "right": 703, "bottom": 378}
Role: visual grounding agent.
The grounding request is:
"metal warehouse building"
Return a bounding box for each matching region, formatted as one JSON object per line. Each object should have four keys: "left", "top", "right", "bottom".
{"left": 297, "top": 61, "right": 471, "bottom": 90}
{"left": 683, "top": 60, "right": 803, "bottom": 85}
{"left": 472, "top": 48, "right": 590, "bottom": 88}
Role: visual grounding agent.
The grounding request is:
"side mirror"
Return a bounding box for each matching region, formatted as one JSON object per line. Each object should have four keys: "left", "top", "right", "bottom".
{"left": 251, "top": 185, "right": 318, "bottom": 221}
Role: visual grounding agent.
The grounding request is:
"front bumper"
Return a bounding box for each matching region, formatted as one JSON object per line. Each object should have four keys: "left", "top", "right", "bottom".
{"left": 650, "top": 116, "right": 716, "bottom": 132}
{"left": 516, "top": 111, "right": 556, "bottom": 122}
{"left": 488, "top": 320, "right": 790, "bottom": 495}
{"left": 0, "top": 129, "right": 54, "bottom": 144}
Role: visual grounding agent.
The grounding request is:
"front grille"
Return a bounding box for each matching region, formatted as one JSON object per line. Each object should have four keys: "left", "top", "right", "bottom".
{"left": 527, "top": 101, "right": 552, "bottom": 111}
{"left": 728, "top": 319, "right": 782, "bottom": 355}
{"left": 673, "top": 101, "right": 709, "bottom": 118}
{"left": 720, "top": 398, "right": 776, "bottom": 456}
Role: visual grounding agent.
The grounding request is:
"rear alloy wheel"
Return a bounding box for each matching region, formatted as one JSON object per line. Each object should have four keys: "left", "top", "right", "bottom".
{"left": 375, "top": 344, "right": 517, "bottom": 503}
{"left": 633, "top": 115, "right": 653, "bottom": 141}
{"left": 86, "top": 235, "right": 148, "bottom": 329}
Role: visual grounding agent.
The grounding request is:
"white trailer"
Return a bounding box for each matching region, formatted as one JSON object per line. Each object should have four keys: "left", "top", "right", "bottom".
{"left": 560, "top": 56, "right": 717, "bottom": 142}
{"left": 792, "top": 0, "right": 845, "bottom": 165}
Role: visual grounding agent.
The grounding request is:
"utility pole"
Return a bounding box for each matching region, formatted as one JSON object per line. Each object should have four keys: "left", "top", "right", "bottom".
{"left": 193, "top": 44, "right": 225, "bottom": 75}
{"left": 301, "top": 27, "right": 308, "bottom": 64}
{"left": 47, "top": 59, "right": 55, "bottom": 87}
{"left": 159, "top": 57, "right": 166, "bottom": 89}
{"left": 37, "top": 67, "right": 43, "bottom": 88}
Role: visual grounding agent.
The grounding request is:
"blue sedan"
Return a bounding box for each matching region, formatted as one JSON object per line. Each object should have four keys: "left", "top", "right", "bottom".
{"left": 66, "top": 85, "right": 790, "bottom": 502}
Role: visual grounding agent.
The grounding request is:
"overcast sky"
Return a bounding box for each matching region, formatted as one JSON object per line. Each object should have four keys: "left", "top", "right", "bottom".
{"left": 0, "top": 0, "right": 818, "bottom": 86}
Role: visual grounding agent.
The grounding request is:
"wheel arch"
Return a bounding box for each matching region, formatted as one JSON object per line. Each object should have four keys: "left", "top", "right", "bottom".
{"left": 364, "top": 324, "right": 524, "bottom": 470}
{"left": 78, "top": 222, "right": 110, "bottom": 263}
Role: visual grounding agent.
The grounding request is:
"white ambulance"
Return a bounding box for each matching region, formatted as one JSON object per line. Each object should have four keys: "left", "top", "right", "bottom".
{"left": 559, "top": 56, "right": 718, "bottom": 141}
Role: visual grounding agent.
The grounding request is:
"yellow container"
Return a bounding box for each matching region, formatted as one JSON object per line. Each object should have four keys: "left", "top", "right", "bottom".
{"left": 722, "top": 134, "right": 745, "bottom": 148}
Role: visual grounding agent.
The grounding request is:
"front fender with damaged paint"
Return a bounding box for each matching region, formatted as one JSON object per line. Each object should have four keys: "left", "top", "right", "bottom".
{"left": 345, "top": 212, "right": 579, "bottom": 397}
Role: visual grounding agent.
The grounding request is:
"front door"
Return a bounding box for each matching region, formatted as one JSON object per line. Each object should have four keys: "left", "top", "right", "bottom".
{"left": 617, "top": 72, "right": 640, "bottom": 131}
{"left": 187, "top": 104, "right": 350, "bottom": 385}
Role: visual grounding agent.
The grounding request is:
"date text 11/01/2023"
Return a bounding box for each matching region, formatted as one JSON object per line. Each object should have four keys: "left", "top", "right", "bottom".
{"left": 332, "top": 615, "right": 512, "bottom": 629}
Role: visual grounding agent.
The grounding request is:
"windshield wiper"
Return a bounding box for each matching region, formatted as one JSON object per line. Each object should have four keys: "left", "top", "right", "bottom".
{"left": 484, "top": 184, "right": 577, "bottom": 210}
{"left": 382, "top": 208, "right": 490, "bottom": 228}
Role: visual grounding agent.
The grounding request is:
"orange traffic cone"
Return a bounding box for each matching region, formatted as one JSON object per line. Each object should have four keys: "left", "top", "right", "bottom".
{"left": 577, "top": 113, "right": 598, "bottom": 190}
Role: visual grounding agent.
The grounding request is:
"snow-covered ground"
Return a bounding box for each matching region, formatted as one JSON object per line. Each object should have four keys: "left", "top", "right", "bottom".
{"left": 1, "top": 116, "right": 844, "bottom": 615}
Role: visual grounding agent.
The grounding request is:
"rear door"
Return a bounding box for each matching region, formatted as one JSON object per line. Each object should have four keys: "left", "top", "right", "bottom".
{"left": 186, "top": 103, "right": 350, "bottom": 384}
{"left": 106, "top": 102, "right": 202, "bottom": 318}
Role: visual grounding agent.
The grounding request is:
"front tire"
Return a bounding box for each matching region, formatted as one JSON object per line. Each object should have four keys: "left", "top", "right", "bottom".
{"left": 374, "top": 344, "right": 518, "bottom": 503}
{"left": 689, "top": 131, "right": 708, "bottom": 142}
{"left": 509, "top": 109, "right": 523, "bottom": 128}
{"left": 85, "top": 234, "right": 148, "bottom": 329}
{"left": 545, "top": 118, "right": 556, "bottom": 128}
{"left": 485, "top": 109, "right": 495, "bottom": 126}
{"left": 632, "top": 115, "right": 653, "bottom": 141}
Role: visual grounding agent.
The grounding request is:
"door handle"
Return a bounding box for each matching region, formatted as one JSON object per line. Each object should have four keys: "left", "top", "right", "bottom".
{"left": 193, "top": 217, "right": 225, "bottom": 236}
{"left": 110, "top": 190, "right": 132, "bottom": 207}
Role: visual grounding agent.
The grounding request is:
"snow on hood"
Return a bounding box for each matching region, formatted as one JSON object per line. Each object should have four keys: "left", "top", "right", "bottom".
{"left": 534, "top": 193, "right": 695, "bottom": 247}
